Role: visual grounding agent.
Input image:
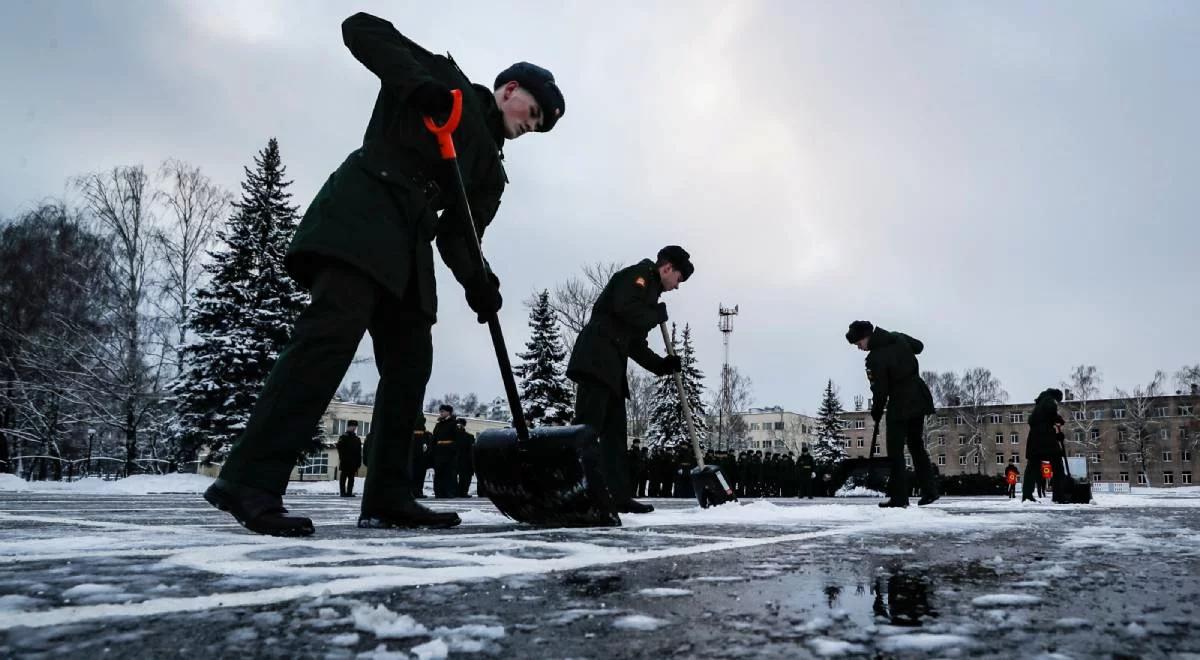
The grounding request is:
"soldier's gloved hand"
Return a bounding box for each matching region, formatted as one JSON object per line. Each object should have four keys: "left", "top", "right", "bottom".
{"left": 656, "top": 302, "right": 669, "bottom": 324}
{"left": 465, "top": 271, "right": 502, "bottom": 323}
{"left": 411, "top": 81, "right": 454, "bottom": 117}
{"left": 658, "top": 355, "right": 682, "bottom": 375}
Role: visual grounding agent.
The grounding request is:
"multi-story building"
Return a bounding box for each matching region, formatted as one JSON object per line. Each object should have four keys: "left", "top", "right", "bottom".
{"left": 738, "top": 407, "right": 818, "bottom": 455}
{"left": 841, "top": 393, "right": 1199, "bottom": 487}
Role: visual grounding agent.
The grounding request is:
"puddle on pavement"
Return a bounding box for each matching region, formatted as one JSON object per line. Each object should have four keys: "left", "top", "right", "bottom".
{"left": 770, "top": 566, "right": 940, "bottom": 629}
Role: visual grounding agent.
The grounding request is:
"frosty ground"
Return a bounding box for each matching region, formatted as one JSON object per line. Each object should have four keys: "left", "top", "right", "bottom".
{"left": 2, "top": 475, "right": 1199, "bottom": 659}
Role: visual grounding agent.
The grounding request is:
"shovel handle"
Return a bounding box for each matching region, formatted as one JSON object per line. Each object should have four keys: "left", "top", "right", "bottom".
{"left": 422, "top": 89, "right": 464, "bottom": 160}
{"left": 869, "top": 422, "right": 879, "bottom": 457}
{"left": 660, "top": 322, "right": 705, "bottom": 467}
{"left": 425, "top": 91, "right": 529, "bottom": 443}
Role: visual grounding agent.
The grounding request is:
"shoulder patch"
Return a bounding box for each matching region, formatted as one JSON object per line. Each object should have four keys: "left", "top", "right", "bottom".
{"left": 634, "top": 276, "right": 646, "bottom": 288}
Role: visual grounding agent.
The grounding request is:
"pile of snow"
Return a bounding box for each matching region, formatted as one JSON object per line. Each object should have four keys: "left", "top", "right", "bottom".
{"left": 835, "top": 485, "right": 886, "bottom": 498}
{"left": 0, "top": 473, "right": 215, "bottom": 494}
{"left": 612, "top": 614, "right": 670, "bottom": 631}
{"left": 352, "top": 604, "right": 429, "bottom": 638}
{"left": 637, "top": 587, "right": 692, "bottom": 597}
{"left": 971, "top": 594, "right": 1042, "bottom": 607}
{"left": 807, "top": 637, "right": 867, "bottom": 656}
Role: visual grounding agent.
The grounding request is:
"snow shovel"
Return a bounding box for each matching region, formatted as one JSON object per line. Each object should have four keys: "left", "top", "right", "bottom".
{"left": 658, "top": 322, "right": 736, "bottom": 508}
{"left": 834, "top": 423, "right": 892, "bottom": 494}
{"left": 423, "top": 91, "right": 619, "bottom": 528}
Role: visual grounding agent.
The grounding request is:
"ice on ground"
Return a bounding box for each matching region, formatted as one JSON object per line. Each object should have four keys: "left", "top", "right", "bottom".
{"left": 61, "top": 583, "right": 120, "bottom": 598}
{"left": 1012, "top": 580, "right": 1050, "bottom": 588}
{"left": 871, "top": 546, "right": 913, "bottom": 555}
{"left": 226, "top": 627, "right": 258, "bottom": 643}
{"left": 690, "top": 576, "right": 744, "bottom": 583}
{"left": 0, "top": 594, "right": 46, "bottom": 611}
{"left": 1055, "top": 618, "right": 1091, "bottom": 629}
{"left": 359, "top": 644, "right": 408, "bottom": 660}
{"left": 613, "top": 614, "right": 669, "bottom": 631}
{"left": 329, "top": 632, "right": 359, "bottom": 646}
{"left": 352, "top": 604, "right": 429, "bottom": 638}
{"left": 878, "top": 633, "right": 973, "bottom": 652}
{"left": 971, "top": 594, "right": 1042, "bottom": 607}
{"left": 808, "top": 637, "right": 867, "bottom": 656}
{"left": 456, "top": 509, "right": 513, "bottom": 526}
{"left": 547, "top": 609, "right": 616, "bottom": 625}
{"left": 411, "top": 637, "right": 449, "bottom": 660}
{"left": 1124, "top": 622, "right": 1148, "bottom": 638}
{"left": 797, "top": 616, "right": 833, "bottom": 634}
{"left": 637, "top": 588, "right": 692, "bottom": 597}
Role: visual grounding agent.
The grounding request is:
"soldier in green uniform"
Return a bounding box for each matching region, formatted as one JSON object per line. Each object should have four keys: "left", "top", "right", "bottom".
{"left": 204, "top": 11, "right": 566, "bottom": 536}
{"left": 566, "top": 246, "right": 693, "bottom": 514}
{"left": 846, "top": 321, "right": 939, "bottom": 508}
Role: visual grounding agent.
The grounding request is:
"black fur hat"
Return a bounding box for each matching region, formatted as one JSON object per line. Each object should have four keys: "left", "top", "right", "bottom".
{"left": 845, "top": 320, "right": 874, "bottom": 344}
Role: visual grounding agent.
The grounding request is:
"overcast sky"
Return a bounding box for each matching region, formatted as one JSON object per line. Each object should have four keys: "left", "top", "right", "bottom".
{"left": 2, "top": 0, "right": 1197, "bottom": 414}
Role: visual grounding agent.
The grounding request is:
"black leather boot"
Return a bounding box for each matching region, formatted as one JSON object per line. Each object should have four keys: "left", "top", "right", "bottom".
{"left": 616, "top": 498, "right": 655, "bottom": 514}
{"left": 204, "top": 479, "right": 314, "bottom": 537}
{"left": 358, "top": 498, "right": 462, "bottom": 529}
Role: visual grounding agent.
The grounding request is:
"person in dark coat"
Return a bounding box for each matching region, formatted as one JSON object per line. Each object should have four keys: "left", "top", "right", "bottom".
{"left": 431, "top": 405, "right": 459, "bottom": 498}
{"left": 797, "top": 447, "right": 816, "bottom": 499}
{"left": 1004, "top": 462, "right": 1020, "bottom": 499}
{"left": 1022, "top": 388, "right": 1063, "bottom": 502}
{"left": 566, "top": 246, "right": 693, "bottom": 515}
{"left": 204, "top": 11, "right": 567, "bottom": 536}
{"left": 336, "top": 420, "right": 363, "bottom": 497}
{"left": 628, "top": 439, "right": 646, "bottom": 497}
{"left": 411, "top": 414, "right": 432, "bottom": 499}
{"left": 847, "top": 321, "right": 938, "bottom": 508}
{"left": 454, "top": 417, "right": 475, "bottom": 497}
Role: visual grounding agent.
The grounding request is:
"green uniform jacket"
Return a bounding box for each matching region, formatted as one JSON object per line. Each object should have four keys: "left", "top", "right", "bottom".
{"left": 865, "top": 327, "right": 936, "bottom": 422}
{"left": 567, "top": 259, "right": 669, "bottom": 396}
{"left": 286, "top": 12, "right": 507, "bottom": 321}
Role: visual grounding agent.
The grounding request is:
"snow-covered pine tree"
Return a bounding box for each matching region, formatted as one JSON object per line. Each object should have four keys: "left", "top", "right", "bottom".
{"left": 812, "top": 379, "right": 850, "bottom": 468}
{"left": 171, "top": 138, "right": 310, "bottom": 463}
{"left": 645, "top": 323, "right": 708, "bottom": 449}
{"left": 514, "top": 290, "right": 574, "bottom": 426}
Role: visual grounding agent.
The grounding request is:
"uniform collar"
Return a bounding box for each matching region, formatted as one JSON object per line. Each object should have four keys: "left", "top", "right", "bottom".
{"left": 475, "top": 84, "right": 507, "bottom": 156}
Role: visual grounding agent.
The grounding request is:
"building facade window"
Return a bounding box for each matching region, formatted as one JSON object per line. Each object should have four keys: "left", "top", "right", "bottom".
{"left": 858, "top": 438, "right": 865, "bottom": 448}
{"left": 1091, "top": 429, "right": 1101, "bottom": 442}
{"left": 989, "top": 413, "right": 1002, "bottom": 424}
{"left": 1073, "top": 431, "right": 1084, "bottom": 444}
{"left": 1113, "top": 408, "right": 1126, "bottom": 419}
{"left": 1184, "top": 450, "right": 1193, "bottom": 462}
{"left": 1092, "top": 409, "right": 1105, "bottom": 420}
{"left": 1119, "top": 471, "right": 1129, "bottom": 482}
{"left": 958, "top": 435, "right": 965, "bottom": 445}
{"left": 996, "top": 455, "right": 1005, "bottom": 464}
{"left": 995, "top": 433, "right": 1004, "bottom": 444}
{"left": 855, "top": 420, "right": 865, "bottom": 429}
{"left": 1011, "top": 453, "right": 1020, "bottom": 464}
{"left": 954, "top": 415, "right": 965, "bottom": 425}
{"left": 1092, "top": 473, "right": 1102, "bottom": 482}
{"left": 1010, "top": 412, "right": 1025, "bottom": 424}
{"left": 938, "top": 435, "right": 946, "bottom": 446}
{"left": 872, "top": 445, "right": 881, "bottom": 456}
{"left": 973, "top": 455, "right": 979, "bottom": 465}
{"left": 1180, "top": 404, "right": 1194, "bottom": 416}
{"left": 1183, "top": 471, "right": 1193, "bottom": 485}
{"left": 937, "top": 416, "right": 948, "bottom": 426}
{"left": 299, "top": 454, "right": 329, "bottom": 476}
{"left": 1163, "top": 450, "right": 1172, "bottom": 462}
{"left": 1072, "top": 411, "right": 1086, "bottom": 421}
{"left": 1137, "top": 472, "right": 1147, "bottom": 485}
{"left": 1164, "top": 472, "right": 1175, "bottom": 485}
{"left": 1119, "top": 453, "right": 1129, "bottom": 463}
{"left": 1160, "top": 429, "right": 1169, "bottom": 442}
{"left": 1011, "top": 433, "right": 1020, "bottom": 444}
{"left": 1155, "top": 407, "right": 1169, "bottom": 418}
{"left": 1090, "top": 453, "right": 1100, "bottom": 464}
{"left": 959, "top": 456, "right": 967, "bottom": 465}
{"left": 938, "top": 455, "right": 946, "bottom": 466}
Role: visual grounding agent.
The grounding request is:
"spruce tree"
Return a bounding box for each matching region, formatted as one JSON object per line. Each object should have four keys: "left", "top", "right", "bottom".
{"left": 812, "top": 379, "right": 850, "bottom": 468}
{"left": 514, "top": 290, "right": 574, "bottom": 426}
{"left": 646, "top": 324, "right": 708, "bottom": 449}
{"left": 171, "top": 138, "right": 310, "bottom": 462}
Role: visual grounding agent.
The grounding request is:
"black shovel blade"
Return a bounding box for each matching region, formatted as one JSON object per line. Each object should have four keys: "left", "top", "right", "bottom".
{"left": 474, "top": 424, "right": 621, "bottom": 527}
{"left": 835, "top": 457, "right": 893, "bottom": 494}
{"left": 690, "top": 465, "right": 737, "bottom": 509}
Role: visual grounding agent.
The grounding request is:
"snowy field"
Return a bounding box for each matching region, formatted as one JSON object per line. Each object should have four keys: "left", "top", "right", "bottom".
{"left": 2, "top": 475, "right": 1200, "bottom": 658}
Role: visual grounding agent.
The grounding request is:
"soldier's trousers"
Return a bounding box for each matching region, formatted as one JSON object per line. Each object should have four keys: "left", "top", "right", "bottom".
{"left": 339, "top": 464, "right": 359, "bottom": 496}
{"left": 219, "top": 261, "right": 432, "bottom": 510}
{"left": 457, "top": 467, "right": 473, "bottom": 497}
{"left": 433, "top": 457, "right": 457, "bottom": 498}
{"left": 572, "top": 378, "right": 633, "bottom": 502}
{"left": 886, "top": 416, "right": 937, "bottom": 503}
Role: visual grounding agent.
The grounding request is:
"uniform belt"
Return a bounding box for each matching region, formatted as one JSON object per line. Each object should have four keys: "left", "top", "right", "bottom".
{"left": 436, "top": 440, "right": 455, "bottom": 445}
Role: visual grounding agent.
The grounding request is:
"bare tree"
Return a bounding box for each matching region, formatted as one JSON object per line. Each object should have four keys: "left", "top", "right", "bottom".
{"left": 956, "top": 367, "right": 1008, "bottom": 474}
{"left": 543, "top": 261, "right": 621, "bottom": 355}
{"left": 73, "top": 166, "right": 170, "bottom": 475}
{"left": 708, "top": 365, "right": 753, "bottom": 451}
{"left": 1062, "top": 365, "right": 1104, "bottom": 458}
{"left": 1115, "top": 371, "right": 1166, "bottom": 486}
{"left": 154, "top": 160, "right": 230, "bottom": 372}
{"left": 625, "top": 367, "right": 656, "bottom": 439}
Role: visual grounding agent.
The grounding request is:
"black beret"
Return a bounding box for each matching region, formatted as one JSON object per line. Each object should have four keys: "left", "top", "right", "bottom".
{"left": 439, "top": 404, "right": 454, "bottom": 413}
